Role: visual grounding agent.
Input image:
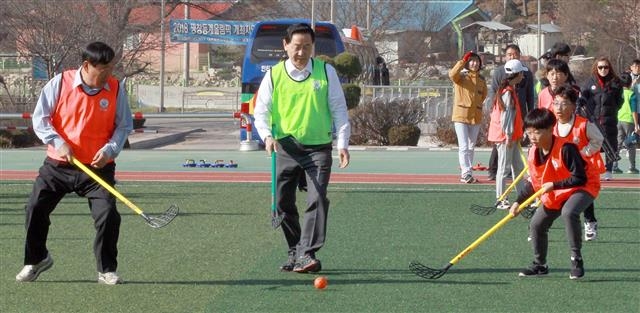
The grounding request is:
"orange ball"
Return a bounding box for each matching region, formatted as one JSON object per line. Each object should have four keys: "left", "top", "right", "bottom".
{"left": 314, "top": 276, "right": 328, "bottom": 289}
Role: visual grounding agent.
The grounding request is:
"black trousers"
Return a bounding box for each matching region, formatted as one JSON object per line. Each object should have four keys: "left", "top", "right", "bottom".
{"left": 276, "top": 137, "right": 332, "bottom": 259}
{"left": 23, "top": 158, "right": 121, "bottom": 272}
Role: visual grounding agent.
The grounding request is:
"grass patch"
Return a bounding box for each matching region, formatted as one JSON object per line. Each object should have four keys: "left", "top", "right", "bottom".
{"left": 1, "top": 181, "right": 638, "bottom": 313}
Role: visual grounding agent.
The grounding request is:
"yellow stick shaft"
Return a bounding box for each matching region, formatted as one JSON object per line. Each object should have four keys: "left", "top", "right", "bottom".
{"left": 70, "top": 157, "right": 144, "bottom": 215}
{"left": 449, "top": 188, "right": 545, "bottom": 265}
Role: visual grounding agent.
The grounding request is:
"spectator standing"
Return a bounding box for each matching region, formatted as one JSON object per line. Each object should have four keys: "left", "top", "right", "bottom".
{"left": 614, "top": 73, "right": 638, "bottom": 174}
{"left": 580, "top": 57, "right": 623, "bottom": 181}
{"left": 486, "top": 44, "right": 534, "bottom": 181}
{"left": 449, "top": 51, "right": 487, "bottom": 183}
{"left": 487, "top": 59, "right": 527, "bottom": 209}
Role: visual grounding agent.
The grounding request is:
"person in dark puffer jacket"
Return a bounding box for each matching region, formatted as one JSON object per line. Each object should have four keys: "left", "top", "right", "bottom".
{"left": 580, "top": 56, "right": 623, "bottom": 181}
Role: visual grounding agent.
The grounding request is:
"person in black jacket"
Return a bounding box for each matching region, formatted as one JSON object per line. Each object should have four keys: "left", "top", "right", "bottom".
{"left": 580, "top": 56, "right": 623, "bottom": 181}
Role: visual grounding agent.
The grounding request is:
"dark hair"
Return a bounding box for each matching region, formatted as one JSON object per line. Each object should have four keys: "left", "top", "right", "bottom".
{"left": 539, "top": 51, "right": 552, "bottom": 60}
{"left": 524, "top": 108, "right": 556, "bottom": 130}
{"left": 504, "top": 44, "right": 521, "bottom": 54}
{"left": 545, "top": 59, "right": 576, "bottom": 84}
{"left": 620, "top": 72, "right": 632, "bottom": 87}
{"left": 551, "top": 42, "right": 571, "bottom": 57}
{"left": 631, "top": 59, "right": 640, "bottom": 66}
{"left": 554, "top": 84, "right": 579, "bottom": 104}
{"left": 284, "top": 23, "right": 315, "bottom": 44}
{"left": 464, "top": 52, "right": 482, "bottom": 70}
{"left": 545, "top": 59, "right": 570, "bottom": 74}
{"left": 82, "top": 42, "right": 115, "bottom": 66}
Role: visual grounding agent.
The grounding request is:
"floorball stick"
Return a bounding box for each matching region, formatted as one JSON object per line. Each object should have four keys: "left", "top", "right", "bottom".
{"left": 71, "top": 157, "right": 178, "bottom": 228}
{"left": 411, "top": 188, "right": 545, "bottom": 279}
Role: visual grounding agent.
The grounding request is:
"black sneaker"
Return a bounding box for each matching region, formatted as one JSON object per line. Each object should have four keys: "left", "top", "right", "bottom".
{"left": 569, "top": 257, "right": 584, "bottom": 280}
{"left": 518, "top": 263, "right": 549, "bottom": 277}
{"left": 293, "top": 254, "right": 322, "bottom": 273}
{"left": 612, "top": 168, "right": 623, "bottom": 174}
{"left": 279, "top": 252, "right": 296, "bottom": 272}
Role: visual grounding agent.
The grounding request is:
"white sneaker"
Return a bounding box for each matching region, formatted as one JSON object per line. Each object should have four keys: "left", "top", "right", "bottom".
{"left": 98, "top": 272, "right": 123, "bottom": 285}
{"left": 16, "top": 253, "right": 54, "bottom": 282}
{"left": 602, "top": 171, "right": 613, "bottom": 181}
{"left": 495, "top": 199, "right": 510, "bottom": 210}
{"left": 584, "top": 222, "right": 598, "bottom": 241}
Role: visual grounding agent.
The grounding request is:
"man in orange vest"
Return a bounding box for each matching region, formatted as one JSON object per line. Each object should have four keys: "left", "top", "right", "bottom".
{"left": 15, "top": 42, "right": 133, "bottom": 285}
{"left": 510, "top": 108, "right": 599, "bottom": 280}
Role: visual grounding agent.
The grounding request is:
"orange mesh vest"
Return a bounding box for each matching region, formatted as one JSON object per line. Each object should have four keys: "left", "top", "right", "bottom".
{"left": 488, "top": 85, "right": 523, "bottom": 142}
{"left": 527, "top": 138, "right": 599, "bottom": 210}
{"left": 537, "top": 87, "right": 554, "bottom": 110}
{"left": 47, "top": 70, "right": 119, "bottom": 164}
{"left": 554, "top": 115, "right": 606, "bottom": 177}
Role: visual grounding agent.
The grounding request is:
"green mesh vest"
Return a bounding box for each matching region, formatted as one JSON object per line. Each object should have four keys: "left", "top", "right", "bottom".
{"left": 617, "top": 89, "right": 634, "bottom": 123}
{"left": 270, "top": 59, "right": 332, "bottom": 145}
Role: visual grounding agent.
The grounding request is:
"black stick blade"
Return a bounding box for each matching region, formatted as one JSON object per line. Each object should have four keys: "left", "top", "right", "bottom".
{"left": 144, "top": 204, "right": 179, "bottom": 228}
{"left": 470, "top": 204, "right": 496, "bottom": 216}
{"left": 409, "top": 261, "right": 450, "bottom": 279}
{"left": 520, "top": 205, "right": 537, "bottom": 219}
{"left": 271, "top": 214, "right": 284, "bottom": 229}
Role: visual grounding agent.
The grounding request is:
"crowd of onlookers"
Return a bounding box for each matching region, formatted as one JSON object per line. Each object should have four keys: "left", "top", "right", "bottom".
{"left": 449, "top": 42, "right": 639, "bottom": 185}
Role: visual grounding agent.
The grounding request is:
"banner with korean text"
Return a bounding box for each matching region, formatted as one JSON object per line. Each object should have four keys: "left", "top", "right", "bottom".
{"left": 170, "top": 19, "right": 255, "bottom": 45}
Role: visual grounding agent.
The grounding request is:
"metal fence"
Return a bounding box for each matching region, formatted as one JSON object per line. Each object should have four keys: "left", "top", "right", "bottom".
{"left": 360, "top": 85, "right": 454, "bottom": 123}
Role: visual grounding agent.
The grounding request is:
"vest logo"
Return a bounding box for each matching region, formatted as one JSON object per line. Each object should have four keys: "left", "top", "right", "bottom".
{"left": 99, "top": 98, "right": 109, "bottom": 111}
{"left": 313, "top": 80, "right": 321, "bottom": 91}
{"left": 551, "top": 159, "right": 561, "bottom": 169}
{"left": 572, "top": 136, "right": 580, "bottom": 145}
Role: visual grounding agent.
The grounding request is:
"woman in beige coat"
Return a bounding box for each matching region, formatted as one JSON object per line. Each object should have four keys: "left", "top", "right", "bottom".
{"left": 449, "top": 51, "right": 487, "bottom": 183}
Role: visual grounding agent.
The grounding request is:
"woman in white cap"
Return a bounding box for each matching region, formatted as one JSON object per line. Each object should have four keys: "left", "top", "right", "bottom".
{"left": 487, "top": 59, "right": 527, "bottom": 209}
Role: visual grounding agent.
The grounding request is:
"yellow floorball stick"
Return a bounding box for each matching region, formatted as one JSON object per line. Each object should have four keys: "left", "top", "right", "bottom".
{"left": 411, "top": 188, "right": 545, "bottom": 279}
{"left": 70, "top": 156, "right": 178, "bottom": 228}
{"left": 471, "top": 144, "right": 530, "bottom": 215}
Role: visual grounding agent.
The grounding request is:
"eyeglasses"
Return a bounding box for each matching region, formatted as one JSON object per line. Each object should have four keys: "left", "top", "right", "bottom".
{"left": 597, "top": 65, "right": 610, "bottom": 70}
{"left": 552, "top": 101, "right": 573, "bottom": 108}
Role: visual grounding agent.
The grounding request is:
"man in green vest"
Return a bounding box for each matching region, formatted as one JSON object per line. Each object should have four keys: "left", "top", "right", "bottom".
{"left": 254, "top": 23, "right": 351, "bottom": 273}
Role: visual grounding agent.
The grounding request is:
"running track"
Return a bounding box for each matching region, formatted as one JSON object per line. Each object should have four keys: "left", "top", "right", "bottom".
{"left": 2, "top": 170, "right": 638, "bottom": 188}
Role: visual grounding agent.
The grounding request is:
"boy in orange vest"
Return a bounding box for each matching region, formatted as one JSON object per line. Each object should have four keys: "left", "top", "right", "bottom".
{"left": 552, "top": 85, "right": 605, "bottom": 241}
{"left": 510, "top": 108, "right": 600, "bottom": 280}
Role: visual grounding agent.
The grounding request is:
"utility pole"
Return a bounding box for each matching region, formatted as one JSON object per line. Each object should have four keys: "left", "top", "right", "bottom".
{"left": 366, "top": 0, "right": 370, "bottom": 30}
{"left": 160, "top": 0, "right": 166, "bottom": 112}
{"left": 330, "top": 0, "right": 334, "bottom": 24}
{"left": 537, "top": 0, "right": 541, "bottom": 58}
{"left": 184, "top": 1, "right": 190, "bottom": 88}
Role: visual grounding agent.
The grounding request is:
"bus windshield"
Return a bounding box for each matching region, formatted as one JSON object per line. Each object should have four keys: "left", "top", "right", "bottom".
{"left": 250, "top": 24, "right": 340, "bottom": 64}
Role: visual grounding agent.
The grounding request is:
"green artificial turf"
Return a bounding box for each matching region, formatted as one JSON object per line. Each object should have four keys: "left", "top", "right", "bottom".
{"left": 0, "top": 181, "right": 638, "bottom": 313}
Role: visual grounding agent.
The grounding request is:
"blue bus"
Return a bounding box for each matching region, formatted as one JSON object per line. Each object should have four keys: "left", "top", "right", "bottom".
{"left": 238, "top": 19, "right": 377, "bottom": 141}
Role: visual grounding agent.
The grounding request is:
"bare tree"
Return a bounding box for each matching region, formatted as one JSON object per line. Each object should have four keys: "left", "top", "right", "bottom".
{"left": 0, "top": 0, "right": 189, "bottom": 80}
{"left": 555, "top": 0, "right": 639, "bottom": 70}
